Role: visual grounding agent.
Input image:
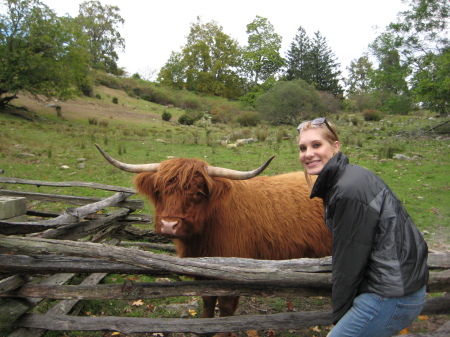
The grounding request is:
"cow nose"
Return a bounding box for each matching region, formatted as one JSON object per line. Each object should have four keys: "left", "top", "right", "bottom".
{"left": 160, "top": 219, "right": 179, "bottom": 235}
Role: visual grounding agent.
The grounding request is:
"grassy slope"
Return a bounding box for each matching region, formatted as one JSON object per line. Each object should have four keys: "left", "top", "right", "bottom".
{"left": 0, "top": 86, "right": 449, "bottom": 336}
{"left": 1, "top": 87, "right": 448, "bottom": 249}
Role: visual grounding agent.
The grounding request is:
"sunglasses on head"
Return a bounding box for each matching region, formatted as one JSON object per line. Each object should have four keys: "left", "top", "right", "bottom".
{"left": 297, "top": 117, "right": 338, "bottom": 139}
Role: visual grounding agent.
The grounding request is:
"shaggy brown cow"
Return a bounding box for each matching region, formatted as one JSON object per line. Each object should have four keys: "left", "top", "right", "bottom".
{"left": 96, "top": 144, "right": 332, "bottom": 327}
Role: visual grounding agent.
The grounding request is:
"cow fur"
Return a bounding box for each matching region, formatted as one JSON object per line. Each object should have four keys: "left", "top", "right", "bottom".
{"left": 133, "top": 157, "right": 332, "bottom": 327}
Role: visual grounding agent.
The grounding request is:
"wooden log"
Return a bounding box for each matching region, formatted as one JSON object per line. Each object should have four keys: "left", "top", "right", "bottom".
{"left": 1, "top": 237, "right": 448, "bottom": 287}
{"left": 0, "top": 177, "right": 135, "bottom": 193}
{"left": 7, "top": 279, "right": 450, "bottom": 310}
{"left": 0, "top": 189, "right": 142, "bottom": 209}
{"left": 0, "top": 236, "right": 335, "bottom": 285}
{"left": 118, "top": 241, "right": 175, "bottom": 252}
{"left": 13, "top": 311, "right": 334, "bottom": 334}
{"left": 0, "top": 191, "right": 137, "bottom": 235}
{"left": 0, "top": 273, "right": 76, "bottom": 326}
{"left": 33, "top": 208, "right": 131, "bottom": 240}
{"left": 9, "top": 279, "right": 331, "bottom": 300}
{"left": 11, "top": 303, "right": 450, "bottom": 336}
{"left": 0, "top": 255, "right": 169, "bottom": 275}
{"left": 0, "top": 275, "right": 26, "bottom": 294}
{"left": 8, "top": 272, "right": 108, "bottom": 337}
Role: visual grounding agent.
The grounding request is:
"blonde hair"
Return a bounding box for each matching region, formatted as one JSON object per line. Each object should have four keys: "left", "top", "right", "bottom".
{"left": 298, "top": 119, "right": 339, "bottom": 187}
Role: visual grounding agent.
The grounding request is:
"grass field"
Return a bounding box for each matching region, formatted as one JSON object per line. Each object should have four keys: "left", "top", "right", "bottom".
{"left": 0, "top": 87, "right": 449, "bottom": 336}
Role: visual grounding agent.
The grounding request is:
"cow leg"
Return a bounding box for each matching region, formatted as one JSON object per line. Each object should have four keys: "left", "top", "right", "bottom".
{"left": 217, "top": 296, "right": 240, "bottom": 317}
{"left": 201, "top": 295, "right": 218, "bottom": 318}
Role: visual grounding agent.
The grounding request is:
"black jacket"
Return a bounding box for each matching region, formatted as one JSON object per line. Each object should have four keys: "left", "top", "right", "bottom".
{"left": 310, "top": 152, "right": 429, "bottom": 324}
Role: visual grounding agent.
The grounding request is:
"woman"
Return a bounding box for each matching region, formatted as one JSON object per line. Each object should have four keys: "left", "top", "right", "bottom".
{"left": 298, "top": 118, "right": 428, "bottom": 337}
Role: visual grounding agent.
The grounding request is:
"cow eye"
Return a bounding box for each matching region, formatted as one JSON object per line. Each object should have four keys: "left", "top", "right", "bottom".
{"left": 196, "top": 190, "right": 206, "bottom": 197}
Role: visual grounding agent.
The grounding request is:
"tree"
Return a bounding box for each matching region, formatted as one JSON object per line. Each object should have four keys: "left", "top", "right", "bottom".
{"left": 345, "top": 56, "right": 374, "bottom": 94}
{"left": 284, "top": 28, "right": 343, "bottom": 96}
{"left": 309, "top": 31, "right": 343, "bottom": 96}
{"left": 285, "top": 26, "right": 312, "bottom": 81}
{"left": 76, "top": 0, "right": 125, "bottom": 74}
{"left": 0, "top": 0, "right": 90, "bottom": 108}
{"left": 255, "top": 79, "right": 321, "bottom": 125}
{"left": 370, "top": 34, "right": 413, "bottom": 114}
{"left": 242, "top": 16, "right": 285, "bottom": 86}
{"left": 158, "top": 17, "right": 243, "bottom": 99}
{"left": 388, "top": 0, "right": 448, "bottom": 64}
{"left": 157, "top": 51, "right": 186, "bottom": 90}
{"left": 412, "top": 48, "right": 450, "bottom": 115}
{"left": 370, "top": 0, "right": 449, "bottom": 114}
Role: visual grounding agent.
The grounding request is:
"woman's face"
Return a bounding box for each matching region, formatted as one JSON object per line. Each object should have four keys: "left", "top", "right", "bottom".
{"left": 298, "top": 128, "right": 340, "bottom": 176}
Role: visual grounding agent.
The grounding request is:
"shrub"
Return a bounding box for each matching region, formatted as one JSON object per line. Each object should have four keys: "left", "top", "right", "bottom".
{"left": 162, "top": 111, "right": 172, "bottom": 121}
{"left": 178, "top": 114, "right": 195, "bottom": 126}
{"left": 254, "top": 126, "right": 269, "bottom": 142}
{"left": 235, "top": 111, "right": 261, "bottom": 127}
{"left": 362, "top": 110, "right": 383, "bottom": 121}
{"left": 95, "top": 93, "right": 102, "bottom": 99}
{"left": 141, "top": 94, "right": 152, "bottom": 102}
{"left": 112, "top": 97, "right": 119, "bottom": 104}
{"left": 88, "top": 118, "right": 98, "bottom": 125}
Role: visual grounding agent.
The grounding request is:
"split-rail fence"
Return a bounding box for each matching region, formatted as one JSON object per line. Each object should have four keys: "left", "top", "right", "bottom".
{"left": 0, "top": 176, "right": 449, "bottom": 336}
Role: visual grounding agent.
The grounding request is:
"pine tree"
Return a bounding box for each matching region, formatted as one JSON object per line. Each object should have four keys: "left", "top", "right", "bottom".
{"left": 309, "top": 31, "right": 343, "bottom": 96}
{"left": 285, "top": 26, "right": 312, "bottom": 81}
{"left": 285, "top": 28, "right": 343, "bottom": 96}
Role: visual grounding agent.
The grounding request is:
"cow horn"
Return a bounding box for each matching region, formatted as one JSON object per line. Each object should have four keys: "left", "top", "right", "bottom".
{"left": 207, "top": 155, "right": 275, "bottom": 180}
{"left": 95, "top": 144, "right": 160, "bottom": 173}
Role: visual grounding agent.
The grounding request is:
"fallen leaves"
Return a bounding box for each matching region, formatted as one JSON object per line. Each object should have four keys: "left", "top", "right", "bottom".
{"left": 132, "top": 299, "right": 144, "bottom": 306}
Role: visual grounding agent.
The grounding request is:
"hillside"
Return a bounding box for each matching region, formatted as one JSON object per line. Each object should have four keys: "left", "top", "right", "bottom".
{"left": 7, "top": 85, "right": 182, "bottom": 124}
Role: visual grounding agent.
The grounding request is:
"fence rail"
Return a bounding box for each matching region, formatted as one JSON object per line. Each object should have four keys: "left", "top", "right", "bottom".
{"left": 0, "top": 177, "right": 449, "bottom": 336}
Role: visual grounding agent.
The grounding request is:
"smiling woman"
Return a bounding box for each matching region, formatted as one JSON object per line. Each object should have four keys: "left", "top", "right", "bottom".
{"left": 297, "top": 118, "right": 429, "bottom": 337}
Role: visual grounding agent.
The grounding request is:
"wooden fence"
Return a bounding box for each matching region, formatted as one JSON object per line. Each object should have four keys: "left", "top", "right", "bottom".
{"left": 0, "top": 176, "right": 449, "bottom": 337}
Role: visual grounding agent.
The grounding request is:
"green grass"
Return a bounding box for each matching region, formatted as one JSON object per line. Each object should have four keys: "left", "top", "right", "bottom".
{"left": 0, "top": 102, "right": 449, "bottom": 337}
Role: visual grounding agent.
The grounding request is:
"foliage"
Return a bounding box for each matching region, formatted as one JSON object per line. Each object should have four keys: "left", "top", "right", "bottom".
{"left": 284, "top": 27, "right": 343, "bottom": 96}
{"left": 345, "top": 56, "right": 374, "bottom": 94}
{"left": 178, "top": 113, "right": 195, "bottom": 125}
{"left": 239, "top": 76, "right": 277, "bottom": 107}
{"left": 362, "top": 109, "right": 383, "bottom": 121}
{"left": 370, "top": 0, "right": 449, "bottom": 115}
{"left": 162, "top": 110, "right": 172, "bottom": 121}
{"left": 235, "top": 110, "right": 261, "bottom": 127}
{"left": 0, "top": 0, "right": 90, "bottom": 108}
{"left": 346, "top": 92, "right": 382, "bottom": 112}
{"left": 75, "top": 0, "right": 125, "bottom": 75}
{"left": 411, "top": 49, "right": 450, "bottom": 115}
{"left": 285, "top": 26, "right": 312, "bottom": 82}
{"left": 242, "top": 16, "right": 285, "bottom": 85}
{"left": 158, "top": 17, "right": 243, "bottom": 99}
{"left": 255, "top": 79, "right": 321, "bottom": 125}
{"left": 157, "top": 51, "right": 186, "bottom": 90}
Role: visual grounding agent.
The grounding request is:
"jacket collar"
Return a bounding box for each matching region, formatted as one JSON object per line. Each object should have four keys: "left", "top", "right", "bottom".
{"left": 310, "top": 152, "right": 348, "bottom": 200}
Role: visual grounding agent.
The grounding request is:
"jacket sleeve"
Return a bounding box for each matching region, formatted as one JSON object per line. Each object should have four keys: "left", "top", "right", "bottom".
{"left": 329, "top": 197, "right": 379, "bottom": 324}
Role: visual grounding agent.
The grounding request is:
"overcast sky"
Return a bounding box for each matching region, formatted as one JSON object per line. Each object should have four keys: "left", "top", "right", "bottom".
{"left": 42, "top": 0, "right": 408, "bottom": 80}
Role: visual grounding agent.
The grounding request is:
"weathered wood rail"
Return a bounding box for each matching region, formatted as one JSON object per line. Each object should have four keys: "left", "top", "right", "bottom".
{"left": 0, "top": 177, "right": 449, "bottom": 336}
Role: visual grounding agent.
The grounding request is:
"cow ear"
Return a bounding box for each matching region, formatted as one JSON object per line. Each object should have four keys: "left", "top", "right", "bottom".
{"left": 134, "top": 172, "right": 156, "bottom": 200}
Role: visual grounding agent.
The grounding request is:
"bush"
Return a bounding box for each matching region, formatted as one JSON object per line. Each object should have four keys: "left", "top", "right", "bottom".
{"left": 178, "top": 114, "right": 195, "bottom": 126}
{"left": 362, "top": 110, "right": 383, "bottom": 121}
{"left": 235, "top": 111, "right": 261, "bottom": 127}
{"left": 162, "top": 111, "right": 172, "bottom": 121}
{"left": 112, "top": 97, "right": 119, "bottom": 104}
{"left": 141, "top": 94, "right": 152, "bottom": 102}
{"left": 95, "top": 93, "right": 102, "bottom": 99}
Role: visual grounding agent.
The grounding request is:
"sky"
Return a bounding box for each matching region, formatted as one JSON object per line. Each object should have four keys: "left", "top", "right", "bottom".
{"left": 42, "top": 0, "right": 408, "bottom": 80}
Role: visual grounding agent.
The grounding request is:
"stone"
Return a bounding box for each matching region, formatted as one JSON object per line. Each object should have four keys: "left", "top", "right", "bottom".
{"left": 0, "top": 197, "right": 27, "bottom": 220}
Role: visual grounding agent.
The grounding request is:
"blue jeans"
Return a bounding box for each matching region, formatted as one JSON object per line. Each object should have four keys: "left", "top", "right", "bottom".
{"left": 328, "top": 286, "right": 426, "bottom": 337}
